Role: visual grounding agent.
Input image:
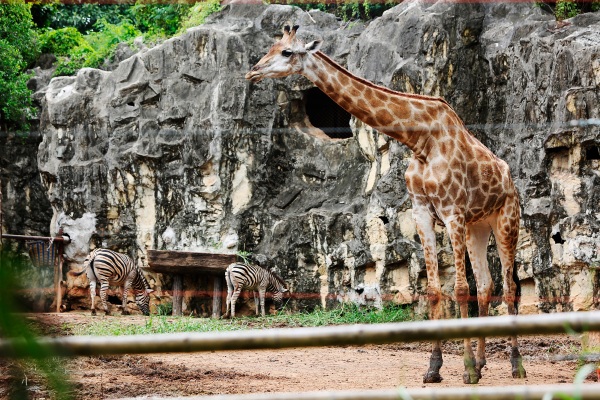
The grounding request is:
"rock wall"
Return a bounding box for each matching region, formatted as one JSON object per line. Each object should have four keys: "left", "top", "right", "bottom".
{"left": 32, "top": 2, "right": 599, "bottom": 315}
{"left": 1, "top": 133, "right": 52, "bottom": 237}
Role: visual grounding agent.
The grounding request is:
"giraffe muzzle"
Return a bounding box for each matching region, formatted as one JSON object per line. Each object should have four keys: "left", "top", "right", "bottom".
{"left": 245, "top": 65, "right": 263, "bottom": 82}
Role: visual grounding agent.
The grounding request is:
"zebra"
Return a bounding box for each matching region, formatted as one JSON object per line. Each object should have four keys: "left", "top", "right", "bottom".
{"left": 225, "top": 262, "right": 288, "bottom": 318}
{"left": 69, "top": 248, "right": 153, "bottom": 316}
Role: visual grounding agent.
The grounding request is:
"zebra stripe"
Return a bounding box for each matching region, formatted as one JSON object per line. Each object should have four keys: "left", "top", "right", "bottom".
{"left": 71, "top": 248, "right": 152, "bottom": 316}
{"left": 225, "top": 262, "right": 288, "bottom": 318}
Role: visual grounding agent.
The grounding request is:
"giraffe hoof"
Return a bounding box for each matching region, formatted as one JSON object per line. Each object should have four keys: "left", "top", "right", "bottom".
{"left": 423, "top": 371, "right": 443, "bottom": 383}
{"left": 512, "top": 368, "right": 527, "bottom": 379}
{"left": 463, "top": 370, "right": 480, "bottom": 384}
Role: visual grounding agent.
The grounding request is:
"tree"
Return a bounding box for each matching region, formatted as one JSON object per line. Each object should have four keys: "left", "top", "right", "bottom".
{"left": 0, "top": 0, "right": 39, "bottom": 130}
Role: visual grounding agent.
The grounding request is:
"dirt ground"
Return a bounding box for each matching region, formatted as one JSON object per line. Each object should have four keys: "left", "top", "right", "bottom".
{"left": 1, "top": 312, "right": 597, "bottom": 399}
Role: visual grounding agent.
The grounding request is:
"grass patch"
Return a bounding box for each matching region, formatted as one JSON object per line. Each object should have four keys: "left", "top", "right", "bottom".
{"left": 71, "top": 303, "right": 415, "bottom": 336}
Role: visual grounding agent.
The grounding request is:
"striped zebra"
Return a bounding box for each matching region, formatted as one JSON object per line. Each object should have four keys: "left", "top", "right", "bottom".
{"left": 225, "top": 262, "right": 288, "bottom": 318}
{"left": 69, "top": 248, "right": 153, "bottom": 316}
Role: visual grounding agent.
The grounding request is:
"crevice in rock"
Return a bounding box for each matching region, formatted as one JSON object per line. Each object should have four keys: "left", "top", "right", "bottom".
{"left": 304, "top": 87, "right": 352, "bottom": 140}
{"left": 551, "top": 231, "right": 565, "bottom": 244}
{"left": 585, "top": 144, "right": 600, "bottom": 161}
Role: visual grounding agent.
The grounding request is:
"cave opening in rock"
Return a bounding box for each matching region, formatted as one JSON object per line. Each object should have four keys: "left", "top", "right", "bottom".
{"left": 551, "top": 232, "right": 565, "bottom": 244}
{"left": 585, "top": 144, "right": 600, "bottom": 160}
{"left": 304, "top": 87, "right": 353, "bottom": 139}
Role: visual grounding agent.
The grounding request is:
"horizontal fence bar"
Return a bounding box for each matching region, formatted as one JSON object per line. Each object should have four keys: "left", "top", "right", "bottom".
{"left": 1, "top": 311, "right": 600, "bottom": 358}
{"left": 120, "top": 384, "right": 600, "bottom": 400}
{"left": 1, "top": 234, "right": 71, "bottom": 243}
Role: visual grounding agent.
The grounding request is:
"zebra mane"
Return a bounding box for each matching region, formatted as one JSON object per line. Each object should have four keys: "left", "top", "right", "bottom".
{"left": 268, "top": 268, "right": 288, "bottom": 289}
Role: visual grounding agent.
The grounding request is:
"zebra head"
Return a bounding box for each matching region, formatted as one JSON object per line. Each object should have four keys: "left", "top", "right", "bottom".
{"left": 269, "top": 272, "right": 289, "bottom": 306}
{"left": 134, "top": 288, "right": 153, "bottom": 316}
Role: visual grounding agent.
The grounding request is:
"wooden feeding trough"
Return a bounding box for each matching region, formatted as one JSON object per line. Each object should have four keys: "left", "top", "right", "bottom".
{"left": 145, "top": 250, "right": 237, "bottom": 317}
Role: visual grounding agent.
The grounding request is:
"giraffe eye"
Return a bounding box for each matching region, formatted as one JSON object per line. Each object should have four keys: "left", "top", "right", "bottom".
{"left": 281, "top": 49, "right": 293, "bottom": 57}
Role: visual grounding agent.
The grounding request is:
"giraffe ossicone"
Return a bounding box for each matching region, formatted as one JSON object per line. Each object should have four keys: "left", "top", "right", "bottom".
{"left": 246, "top": 25, "right": 526, "bottom": 384}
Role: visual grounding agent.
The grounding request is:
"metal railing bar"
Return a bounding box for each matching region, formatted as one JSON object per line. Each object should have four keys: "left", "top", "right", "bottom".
{"left": 117, "top": 384, "right": 600, "bottom": 400}
{"left": 1, "top": 233, "right": 71, "bottom": 243}
{"left": 1, "top": 311, "right": 599, "bottom": 358}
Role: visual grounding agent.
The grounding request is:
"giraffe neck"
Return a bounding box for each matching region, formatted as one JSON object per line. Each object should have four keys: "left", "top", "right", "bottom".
{"left": 302, "top": 52, "right": 461, "bottom": 157}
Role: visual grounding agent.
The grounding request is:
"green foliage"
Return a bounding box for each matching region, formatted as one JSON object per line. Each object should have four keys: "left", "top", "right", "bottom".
{"left": 285, "top": 0, "right": 397, "bottom": 21}
{"left": 155, "top": 301, "right": 173, "bottom": 316}
{"left": 71, "top": 302, "right": 415, "bottom": 336}
{"left": 129, "top": 2, "right": 190, "bottom": 38}
{"left": 0, "top": 0, "right": 39, "bottom": 129}
{"left": 555, "top": 0, "right": 580, "bottom": 20}
{"left": 0, "top": 1, "right": 39, "bottom": 65}
{"left": 54, "top": 19, "right": 141, "bottom": 77}
{"left": 31, "top": 3, "right": 131, "bottom": 35}
{"left": 39, "top": 27, "right": 84, "bottom": 56}
{"left": 237, "top": 250, "right": 252, "bottom": 264}
{"left": 39, "top": 2, "right": 223, "bottom": 77}
{"left": 179, "top": 0, "right": 222, "bottom": 32}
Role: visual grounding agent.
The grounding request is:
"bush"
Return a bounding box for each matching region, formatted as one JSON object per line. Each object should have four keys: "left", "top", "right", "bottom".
{"left": 54, "top": 19, "right": 141, "bottom": 76}
{"left": 129, "top": 2, "right": 190, "bottom": 38}
{"left": 39, "top": 27, "right": 84, "bottom": 56}
{"left": 555, "top": 0, "right": 580, "bottom": 20}
{"left": 286, "top": 0, "right": 396, "bottom": 22}
{"left": 179, "top": 0, "right": 222, "bottom": 32}
{"left": 0, "top": 0, "right": 39, "bottom": 129}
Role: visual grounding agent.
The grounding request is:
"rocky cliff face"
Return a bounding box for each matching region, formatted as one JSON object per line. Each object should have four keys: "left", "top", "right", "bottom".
{"left": 31, "top": 2, "right": 599, "bottom": 315}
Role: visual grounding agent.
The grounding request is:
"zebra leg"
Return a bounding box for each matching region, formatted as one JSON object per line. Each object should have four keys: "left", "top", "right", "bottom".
{"left": 258, "top": 288, "right": 267, "bottom": 317}
{"left": 89, "top": 280, "right": 97, "bottom": 316}
{"left": 99, "top": 282, "right": 110, "bottom": 316}
{"left": 224, "top": 270, "right": 233, "bottom": 318}
{"left": 122, "top": 279, "right": 131, "bottom": 315}
{"left": 253, "top": 291, "right": 260, "bottom": 316}
{"left": 230, "top": 286, "right": 243, "bottom": 318}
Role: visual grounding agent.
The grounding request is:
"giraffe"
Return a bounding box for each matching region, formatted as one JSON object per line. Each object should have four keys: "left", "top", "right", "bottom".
{"left": 245, "top": 25, "right": 526, "bottom": 384}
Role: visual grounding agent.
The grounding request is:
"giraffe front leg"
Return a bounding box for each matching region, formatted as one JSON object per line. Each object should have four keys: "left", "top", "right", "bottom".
{"left": 413, "top": 207, "right": 444, "bottom": 383}
{"left": 467, "top": 222, "right": 494, "bottom": 380}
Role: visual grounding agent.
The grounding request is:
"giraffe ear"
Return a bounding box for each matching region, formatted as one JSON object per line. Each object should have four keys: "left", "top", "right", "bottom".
{"left": 305, "top": 40, "right": 322, "bottom": 53}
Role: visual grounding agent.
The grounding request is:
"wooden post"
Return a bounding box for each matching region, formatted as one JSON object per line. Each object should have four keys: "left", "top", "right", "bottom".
{"left": 55, "top": 229, "right": 64, "bottom": 313}
{"left": 55, "top": 251, "right": 63, "bottom": 313}
{"left": 172, "top": 274, "right": 183, "bottom": 316}
{"left": 212, "top": 275, "right": 222, "bottom": 318}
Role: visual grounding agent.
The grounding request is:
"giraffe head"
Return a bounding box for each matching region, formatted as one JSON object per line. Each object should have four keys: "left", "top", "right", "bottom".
{"left": 245, "top": 25, "right": 321, "bottom": 82}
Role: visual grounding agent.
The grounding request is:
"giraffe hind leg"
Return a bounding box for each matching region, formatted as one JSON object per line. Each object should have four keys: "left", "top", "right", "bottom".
{"left": 492, "top": 203, "right": 526, "bottom": 379}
